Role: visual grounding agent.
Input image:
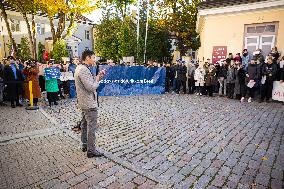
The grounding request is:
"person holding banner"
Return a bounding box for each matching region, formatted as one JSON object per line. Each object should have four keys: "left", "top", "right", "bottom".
{"left": 45, "top": 61, "right": 60, "bottom": 106}
{"left": 74, "top": 50, "right": 106, "bottom": 158}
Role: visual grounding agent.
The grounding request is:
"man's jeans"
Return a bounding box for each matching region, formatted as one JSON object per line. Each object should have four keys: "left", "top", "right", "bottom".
{"left": 81, "top": 108, "right": 98, "bottom": 153}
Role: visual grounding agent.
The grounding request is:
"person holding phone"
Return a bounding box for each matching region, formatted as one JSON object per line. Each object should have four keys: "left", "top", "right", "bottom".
{"left": 74, "top": 50, "right": 106, "bottom": 158}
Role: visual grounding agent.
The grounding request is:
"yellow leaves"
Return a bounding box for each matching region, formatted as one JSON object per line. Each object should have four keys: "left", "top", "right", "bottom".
{"left": 167, "top": 152, "right": 174, "bottom": 161}
{"left": 261, "top": 156, "right": 268, "bottom": 161}
{"left": 35, "top": 0, "right": 97, "bottom": 16}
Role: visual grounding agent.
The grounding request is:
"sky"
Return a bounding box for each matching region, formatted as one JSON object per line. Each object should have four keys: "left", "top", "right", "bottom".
{"left": 84, "top": 4, "right": 138, "bottom": 24}
{"left": 84, "top": 9, "right": 103, "bottom": 24}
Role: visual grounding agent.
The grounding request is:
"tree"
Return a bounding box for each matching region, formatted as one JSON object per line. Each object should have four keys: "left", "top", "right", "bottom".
{"left": 7, "top": 0, "right": 39, "bottom": 59}
{"left": 145, "top": 20, "right": 171, "bottom": 62}
{"left": 18, "top": 37, "right": 32, "bottom": 60}
{"left": 52, "top": 39, "right": 68, "bottom": 63}
{"left": 99, "top": 0, "right": 135, "bottom": 20}
{"left": 0, "top": 1, "right": 18, "bottom": 56}
{"left": 94, "top": 0, "right": 172, "bottom": 63}
{"left": 156, "top": 0, "right": 202, "bottom": 55}
{"left": 38, "top": 42, "right": 45, "bottom": 63}
{"left": 35, "top": 0, "right": 97, "bottom": 44}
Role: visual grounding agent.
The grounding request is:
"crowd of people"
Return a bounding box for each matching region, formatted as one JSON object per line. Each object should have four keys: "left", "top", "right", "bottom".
{"left": 166, "top": 47, "right": 284, "bottom": 104}
{"left": 0, "top": 56, "right": 81, "bottom": 108}
{"left": 0, "top": 47, "right": 283, "bottom": 108}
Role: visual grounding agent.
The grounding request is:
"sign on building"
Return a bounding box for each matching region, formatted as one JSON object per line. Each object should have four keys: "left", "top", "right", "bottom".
{"left": 212, "top": 46, "right": 227, "bottom": 64}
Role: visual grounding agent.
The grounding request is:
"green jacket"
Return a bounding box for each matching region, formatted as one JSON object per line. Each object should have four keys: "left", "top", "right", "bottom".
{"left": 45, "top": 78, "right": 59, "bottom": 92}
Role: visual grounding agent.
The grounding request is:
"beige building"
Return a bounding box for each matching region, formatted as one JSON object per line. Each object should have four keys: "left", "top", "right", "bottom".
{"left": 196, "top": 0, "right": 284, "bottom": 63}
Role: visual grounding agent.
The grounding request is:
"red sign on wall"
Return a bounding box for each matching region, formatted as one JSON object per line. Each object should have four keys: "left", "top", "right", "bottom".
{"left": 212, "top": 46, "right": 227, "bottom": 64}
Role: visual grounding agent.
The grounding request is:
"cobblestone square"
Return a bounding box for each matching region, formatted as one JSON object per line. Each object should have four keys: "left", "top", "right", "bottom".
{"left": 0, "top": 94, "right": 283, "bottom": 189}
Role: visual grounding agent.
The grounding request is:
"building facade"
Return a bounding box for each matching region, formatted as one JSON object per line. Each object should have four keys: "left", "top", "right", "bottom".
{"left": 0, "top": 7, "right": 94, "bottom": 60}
{"left": 196, "top": 0, "right": 284, "bottom": 63}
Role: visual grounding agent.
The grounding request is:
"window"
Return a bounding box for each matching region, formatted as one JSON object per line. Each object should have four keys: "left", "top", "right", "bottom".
{"left": 244, "top": 22, "right": 278, "bottom": 56}
{"left": 36, "top": 23, "right": 45, "bottom": 35}
{"left": 85, "top": 30, "right": 90, "bottom": 40}
{"left": 10, "top": 19, "right": 20, "bottom": 32}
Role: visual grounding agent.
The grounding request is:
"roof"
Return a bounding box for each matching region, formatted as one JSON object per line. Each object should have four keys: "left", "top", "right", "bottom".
{"left": 198, "top": 0, "right": 269, "bottom": 10}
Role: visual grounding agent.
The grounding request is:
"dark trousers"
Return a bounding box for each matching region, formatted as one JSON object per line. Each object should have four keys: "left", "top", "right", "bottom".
{"left": 47, "top": 92, "right": 58, "bottom": 104}
{"left": 227, "top": 83, "right": 235, "bottom": 98}
{"left": 196, "top": 85, "right": 203, "bottom": 94}
{"left": 165, "top": 78, "right": 171, "bottom": 92}
{"left": 240, "top": 83, "right": 246, "bottom": 98}
{"left": 248, "top": 87, "right": 256, "bottom": 98}
{"left": 33, "top": 98, "right": 38, "bottom": 105}
{"left": 172, "top": 78, "right": 177, "bottom": 91}
{"left": 188, "top": 78, "right": 195, "bottom": 94}
{"left": 176, "top": 80, "right": 186, "bottom": 94}
{"left": 10, "top": 97, "right": 20, "bottom": 106}
{"left": 206, "top": 85, "right": 213, "bottom": 96}
{"left": 9, "top": 84, "right": 21, "bottom": 106}
{"left": 261, "top": 81, "right": 274, "bottom": 100}
{"left": 39, "top": 76, "right": 45, "bottom": 92}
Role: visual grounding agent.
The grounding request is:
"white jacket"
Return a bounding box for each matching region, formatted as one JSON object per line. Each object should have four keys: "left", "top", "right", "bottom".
{"left": 194, "top": 67, "right": 205, "bottom": 86}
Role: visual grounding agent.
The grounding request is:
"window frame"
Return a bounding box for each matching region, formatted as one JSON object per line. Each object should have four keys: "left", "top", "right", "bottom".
{"left": 10, "top": 19, "right": 20, "bottom": 32}
{"left": 85, "top": 30, "right": 90, "bottom": 40}
{"left": 243, "top": 22, "right": 279, "bottom": 55}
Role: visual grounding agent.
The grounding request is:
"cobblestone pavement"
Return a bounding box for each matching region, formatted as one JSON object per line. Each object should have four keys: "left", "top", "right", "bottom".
{"left": 1, "top": 94, "right": 284, "bottom": 189}
{"left": 0, "top": 104, "right": 159, "bottom": 189}
{"left": 42, "top": 94, "right": 284, "bottom": 189}
{"left": 0, "top": 106, "right": 57, "bottom": 137}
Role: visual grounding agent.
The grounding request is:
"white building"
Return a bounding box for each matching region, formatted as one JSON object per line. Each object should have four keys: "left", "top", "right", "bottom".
{"left": 0, "top": 3, "right": 94, "bottom": 60}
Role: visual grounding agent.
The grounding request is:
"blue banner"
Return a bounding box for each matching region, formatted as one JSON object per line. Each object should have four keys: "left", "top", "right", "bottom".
{"left": 97, "top": 66, "right": 166, "bottom": 96}
{"left": 44, "top": 67, "right": 61, "bottom": 80}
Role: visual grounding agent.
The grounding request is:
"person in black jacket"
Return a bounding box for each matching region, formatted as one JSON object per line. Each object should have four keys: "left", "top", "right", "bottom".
{"left": 176, "top": 61, "right": 187, "bottom": 94}
{"left": 0, "top": 61, "right": 4, "bottom": 105}
{"left": 171, "top": 62, "right": 179, "bottom": 93}
{"left": 280, "top": 56, "right": 284, "bottom": 83}
{"left": 4, "top": 56, "right": 24, "bottom": 108}
{"left": 217, "top": 60, "right": 228, "bottom": 96}
{"left": 235, "top": 62, "right": 247, "bottom": 101}
{"left": 165, "top": 63, "right": 171, "bottom": 93}
{"left": 259, "top": 58, "right": 278, "bottom": 103}
{"left": 246, "top": 59, "right": 260, "bottom": 103}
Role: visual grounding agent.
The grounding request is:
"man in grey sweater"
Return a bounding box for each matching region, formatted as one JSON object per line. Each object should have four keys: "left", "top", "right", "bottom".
{"left": 74, "top": 50, "right": 105, "bottom": 158}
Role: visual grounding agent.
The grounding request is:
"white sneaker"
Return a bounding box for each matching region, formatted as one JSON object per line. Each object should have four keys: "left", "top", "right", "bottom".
{"left": 200, "top": 93, "right": 202, "bottom": 96}
{"left": 240, "top": 97, "right": 245, "bottom": 103}
{"left": 248, "top": 97, "right": 252, "bottom": 103}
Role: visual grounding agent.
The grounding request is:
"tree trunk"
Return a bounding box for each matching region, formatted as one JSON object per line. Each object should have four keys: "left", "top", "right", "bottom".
{"left": 23, "top": 13, "right": 35, "bottom": 59}
{"left": 48, "top": 15, "right": 57, "bottom": 44}
{"left": 55, "top": 12, "right": 65, "bottom": 41}
{"left": 31, "top": 14, "right": 36, "bottom": 59}
{"left": 0, "top": 1, "right": 18, "bottom": 56}
{"left": 62, "top": 13, "right": 75, "bottom": 39}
